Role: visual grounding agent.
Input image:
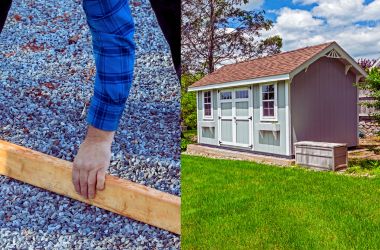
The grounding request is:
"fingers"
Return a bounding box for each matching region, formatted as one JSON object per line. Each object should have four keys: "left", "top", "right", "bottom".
{"left": 87, "top": 170, "right": 97, "bottom": 199}
{"left": 96, "top": 169, "right": 106, "bottom": 191}
{"left": 72, "top": 166, "right": 81, "bottom": 194}
{"left": 73, "top": 163, "right": 107, "bottom": 199}
{"left": 80, "top": 170, "right": 88, "bottom": 199}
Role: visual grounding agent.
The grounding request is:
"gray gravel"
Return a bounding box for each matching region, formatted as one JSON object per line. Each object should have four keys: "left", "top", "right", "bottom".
{"left": 0, "top": 0, "right": 180, "bottom": 248}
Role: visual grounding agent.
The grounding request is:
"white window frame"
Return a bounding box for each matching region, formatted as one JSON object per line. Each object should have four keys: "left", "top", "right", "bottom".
{"left": 260, "top": 82, "right": 278, "bottom": 121}
{"left": 202, "top": 90, "right": 213, "bottom": 120}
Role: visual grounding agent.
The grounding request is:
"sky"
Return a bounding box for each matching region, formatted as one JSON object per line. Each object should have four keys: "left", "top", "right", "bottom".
{"left": 241, "top": 0, "right": 380, "bottom": 59}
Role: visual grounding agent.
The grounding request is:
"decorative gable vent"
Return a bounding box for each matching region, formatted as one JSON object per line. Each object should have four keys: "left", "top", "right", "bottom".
{"left": 326, "top": 49, "right": 341, "bottom": 58}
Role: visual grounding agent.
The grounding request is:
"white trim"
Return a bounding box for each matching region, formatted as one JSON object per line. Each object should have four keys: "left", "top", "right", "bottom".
{"left": 345, "top": 65, "right": 352, "bottom": 75}
{"left": 196, "top": 92, "right": 200, "bottom": 143}
{"left": 219, "top": 141, "right": 251, "bottom": 148}
{"left": 326, "top": 49, "right": 340, "bottom": 58}
{"left": 285, "top": 80, "right": 291, "bottom": 156}
{"left": 356, "top": 83, "right": 359, "bottom": 146}
{"left": 232, "top": 91, "right": 236, "bottom": 144}
{"left": 188, "top": 74, "right": 290, "bottom": 92}
{"left": 250, "top": 86, "right": 254, "bottom": 150}
{"left": 217, "top": 89, "right": 221, "bottom": 145}
{"left": 331, "top": 43, "right": 367, "bottom": 76}
{"left": 202, "top": 90, "right": 213, "bottom": 120}
{"left": 259, "top": 82, "right": 278, "bottom": 122}
{"left": 356, "top": 74, "right": 363, "bottom": 83}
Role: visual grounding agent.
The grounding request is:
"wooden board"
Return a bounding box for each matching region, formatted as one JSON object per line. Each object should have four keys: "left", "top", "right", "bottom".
{"left": 0, "top": 140, "right": 180, "bottom": 234}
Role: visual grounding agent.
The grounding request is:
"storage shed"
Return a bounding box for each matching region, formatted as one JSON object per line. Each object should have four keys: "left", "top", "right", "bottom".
{"left": 188, "top": 41, "right": 368, "bottom": 157}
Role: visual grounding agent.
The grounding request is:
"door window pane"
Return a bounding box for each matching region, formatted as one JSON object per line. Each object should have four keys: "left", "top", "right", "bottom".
{"left": 235, "top": 90, "right": 248, "bottom": 99}
{"left": 220, "top": 91, "right": 232, "bottom": 100}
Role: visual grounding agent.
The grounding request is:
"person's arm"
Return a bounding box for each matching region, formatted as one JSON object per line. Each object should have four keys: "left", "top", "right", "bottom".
{"left": 0, "top": 0, "right": 12, "bottom": 34}
{"left": 73, "top": 0, "right": 135, "bottom": 199}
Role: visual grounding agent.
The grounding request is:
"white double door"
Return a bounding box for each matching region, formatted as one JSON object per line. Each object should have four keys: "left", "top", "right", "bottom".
{"left": 217, "top": 87, "right": 253, "bottom": 148}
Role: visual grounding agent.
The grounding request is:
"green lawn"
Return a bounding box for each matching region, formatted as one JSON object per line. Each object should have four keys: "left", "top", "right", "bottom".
{"left": 182, "top": 155, "right": 380, "bottom": 249}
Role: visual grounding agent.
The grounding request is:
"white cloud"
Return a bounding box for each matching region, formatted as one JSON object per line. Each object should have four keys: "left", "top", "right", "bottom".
{"left": 292, "top": 0, "right": 318, "bottom": 4}
{"left": 291, "top": 0, "right": 380, "bottom": 26}
{"left": 263, "top": 2, "right": 380, "bottom": 59}
{"left": 238, "top": 0, "right": 265, "bottom": 10}
{"left": 275, "top": 8, "right": 323, "bottom": 30}
{"left": 360, "top": 0, "right": 380, "bottom": 21}
{"left": 312, "top": 0, "right": 363, "bottom": 26}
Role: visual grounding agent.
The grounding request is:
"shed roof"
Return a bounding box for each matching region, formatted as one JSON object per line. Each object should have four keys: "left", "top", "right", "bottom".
{"left": 189, "top": 41, "right": 367, "bottom": 91}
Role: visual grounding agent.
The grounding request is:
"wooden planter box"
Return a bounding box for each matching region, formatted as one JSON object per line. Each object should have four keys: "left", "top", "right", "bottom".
{"left": 294, "top": 141, "right": 347, "bottom": 171}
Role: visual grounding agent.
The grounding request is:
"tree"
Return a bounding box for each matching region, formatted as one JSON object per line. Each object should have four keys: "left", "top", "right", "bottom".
{"left": 182, "top": 0, "right": 282, "bottom": 74}
{"left": 357, "top": 58, "right": 377, "bottom": 70}
{"left": 358, "top": 67, "right": 380, "bottom": 130}
{"left": 181, "top": 73, "right": 204, "bottom": 129}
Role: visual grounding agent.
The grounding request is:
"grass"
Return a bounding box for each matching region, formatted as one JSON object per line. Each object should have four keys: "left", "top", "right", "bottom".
{"left": 182, "top": 155, "right": 380, "bottom": 249}
{"left": 181, "top": 129, "right": 197, "bottom": 151}
{"left": 347, "top": 158, "right": 380, "bottom": 176}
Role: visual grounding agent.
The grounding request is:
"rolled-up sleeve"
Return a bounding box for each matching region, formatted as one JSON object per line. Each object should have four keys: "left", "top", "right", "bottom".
{"left": 83, "top": 0, "right": 135, "bottom": 131}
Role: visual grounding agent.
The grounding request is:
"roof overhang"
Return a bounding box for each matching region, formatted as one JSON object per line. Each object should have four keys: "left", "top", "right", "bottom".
{"left": 188, "top": 73, "right": 290, "bottom": 92}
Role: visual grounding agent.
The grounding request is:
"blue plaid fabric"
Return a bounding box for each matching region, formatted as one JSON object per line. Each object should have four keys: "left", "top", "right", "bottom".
{"left": 83, "top": 0, "right": 135, "bottom": 131}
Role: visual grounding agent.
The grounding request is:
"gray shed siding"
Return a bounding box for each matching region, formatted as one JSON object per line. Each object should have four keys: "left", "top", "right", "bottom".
{"left": 290, "top": 56, "right": 358, "bottom": 154}
{"left": 197, "top": 90, "right": 218, "bottom": 145}
{"left": 252, "top": 81, "right": 288, "bottom": 155}
{"left": 196, "top": 81, "right": 289, "bottom": 155}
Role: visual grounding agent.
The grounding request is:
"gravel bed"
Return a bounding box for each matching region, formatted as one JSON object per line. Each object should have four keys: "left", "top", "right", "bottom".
{"left": 0, "top": 0, "right": 180, "bottom": 248}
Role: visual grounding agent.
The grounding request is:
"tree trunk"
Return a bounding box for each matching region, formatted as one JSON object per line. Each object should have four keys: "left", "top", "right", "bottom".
{"left": 207, "top": 0, "right": 216, "bottom": 73}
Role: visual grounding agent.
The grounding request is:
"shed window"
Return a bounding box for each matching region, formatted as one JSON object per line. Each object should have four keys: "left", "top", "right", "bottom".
{"left": 235, "top": 90, "right": 248, "bottom": 99}
{"left": 220, "top": 91, "right": 232, "bottom": 100}
{"left": 203, "top": 91, "right": 212, "bottom": 118}
{"left": 261, "top": 84, "right": 277, "bottom": 120}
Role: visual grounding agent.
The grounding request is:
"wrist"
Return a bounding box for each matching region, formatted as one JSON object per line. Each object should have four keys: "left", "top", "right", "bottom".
{"left": 84, "top": 125, "right": 115, "bottom": 144}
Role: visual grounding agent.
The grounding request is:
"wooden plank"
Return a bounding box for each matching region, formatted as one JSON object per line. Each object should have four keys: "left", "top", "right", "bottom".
{"left": 0, "top": 140, "right": 180, "bottom": 234}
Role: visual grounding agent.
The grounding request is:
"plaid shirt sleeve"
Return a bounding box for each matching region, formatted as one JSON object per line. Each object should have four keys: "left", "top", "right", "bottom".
{"left": 83, "top": 0, "right": 135, "bottom": 131}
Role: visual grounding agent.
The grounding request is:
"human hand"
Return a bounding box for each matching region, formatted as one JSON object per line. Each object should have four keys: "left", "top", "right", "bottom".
{"left": 72, "top": 126, "right": 115, "bottom": 199}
